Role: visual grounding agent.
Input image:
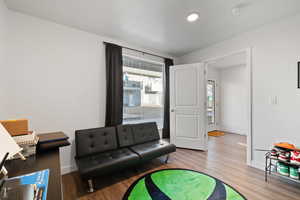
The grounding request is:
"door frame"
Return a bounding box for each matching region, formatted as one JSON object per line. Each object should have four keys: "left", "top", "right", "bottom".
{"left": 203, "top": 48, "right": 253, "bottom": 166}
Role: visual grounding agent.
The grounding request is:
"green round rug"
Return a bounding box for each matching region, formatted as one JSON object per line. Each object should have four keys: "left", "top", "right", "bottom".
{"left": 123, "top": 169, "right": 246, "bottom": 200}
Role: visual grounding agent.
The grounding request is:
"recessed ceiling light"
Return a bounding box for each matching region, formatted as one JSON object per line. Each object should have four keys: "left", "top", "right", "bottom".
{"left": 187, "top": 13, "right": 199, "bottom": 22}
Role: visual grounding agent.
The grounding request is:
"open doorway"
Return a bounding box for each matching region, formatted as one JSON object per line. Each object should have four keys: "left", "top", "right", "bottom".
{"left": 205, "top": 49, "right": 252, "bottom": 165}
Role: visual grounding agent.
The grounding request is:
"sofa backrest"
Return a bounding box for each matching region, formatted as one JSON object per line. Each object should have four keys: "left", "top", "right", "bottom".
{"left": 116, "top": 124, "right": 135, "bottom": 147}
{"left": 75, "top": 127, "right": 118, "bottom": 158}
{"left": 131, "top": 122, "right": 160, "bottom": 145}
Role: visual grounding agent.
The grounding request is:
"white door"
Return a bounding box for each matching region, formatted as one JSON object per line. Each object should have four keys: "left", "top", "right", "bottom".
{"left": 170, "top": 63, "right": 207, "bottom": 150}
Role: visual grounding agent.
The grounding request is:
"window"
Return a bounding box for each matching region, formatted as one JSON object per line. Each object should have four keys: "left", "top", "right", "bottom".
{"left": 207, "top": 80, "right": 216, "bottom": 125}
{"left": 122, "top": 55, "right": 164, "bottom": 128}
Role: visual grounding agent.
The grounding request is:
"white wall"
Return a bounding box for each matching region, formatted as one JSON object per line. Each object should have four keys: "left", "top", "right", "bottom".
{"left": 177, "top": 13, "right": 300, "bottom": 169}
{"left": 0, "top": 0, "right": 5, "bottom": 64}
{"left": 0, "top": 0, "right": 11, "bottom": 118}
{"left": 6, "top": 10, "right": 107, "bottom": 174}
{"left": 4, "top": 9, "right": 172, "bottom": 174}
{"left": 219, "top": 65, "right": 247, "bottom": 135}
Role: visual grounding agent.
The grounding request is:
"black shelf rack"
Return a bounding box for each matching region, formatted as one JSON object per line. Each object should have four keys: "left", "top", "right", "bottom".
{"left": 265, "top": 151, "right": 300, "bottom": 183}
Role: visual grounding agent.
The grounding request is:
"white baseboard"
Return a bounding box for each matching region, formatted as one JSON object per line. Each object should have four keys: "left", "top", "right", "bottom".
{"left": 61, "top": 164, "right": 77, "bottom": 175}
{"left": 249, "top": 160, "right": 265, "bottom": 171}
{"left": 219, "top": 126, "right": 246, "bottom": 135}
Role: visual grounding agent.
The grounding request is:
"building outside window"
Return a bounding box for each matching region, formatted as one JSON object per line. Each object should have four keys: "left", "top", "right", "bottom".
{"left": 123, "top": 55, "right": 164, "bottom": 128}
{"left": 207, "top": 80, "right": 216, "bottom": 125}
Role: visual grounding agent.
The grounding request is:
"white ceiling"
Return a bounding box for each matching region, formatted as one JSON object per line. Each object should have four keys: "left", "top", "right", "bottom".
{"left": 5, "top": 0, "right": 300, "bottom": 57}
{"left": 208, "top": 52, "right": 246, "bottom": 69}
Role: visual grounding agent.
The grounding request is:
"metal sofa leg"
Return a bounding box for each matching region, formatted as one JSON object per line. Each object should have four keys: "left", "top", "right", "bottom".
{"left": 165, "top": 154, "right": 170, "bottom": 164}
{"left": 87, "top": 179, "right": 94, "bottom": 193}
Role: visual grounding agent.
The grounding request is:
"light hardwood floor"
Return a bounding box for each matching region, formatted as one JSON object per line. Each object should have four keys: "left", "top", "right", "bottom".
{"left": 62, "top": 133, "right": 300, "bottom": 200}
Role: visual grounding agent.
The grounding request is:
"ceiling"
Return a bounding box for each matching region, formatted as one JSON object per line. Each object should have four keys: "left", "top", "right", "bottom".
{"left": 5, "top": 0, "right": 300, "bottom": 57}
{"left": 208, "top": 52, "right": 246, "bottom": 69}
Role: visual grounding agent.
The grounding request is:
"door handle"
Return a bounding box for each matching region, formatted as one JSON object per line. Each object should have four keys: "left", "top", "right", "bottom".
{"left": 171, "top": 109, "right": 175, "bottom": 112}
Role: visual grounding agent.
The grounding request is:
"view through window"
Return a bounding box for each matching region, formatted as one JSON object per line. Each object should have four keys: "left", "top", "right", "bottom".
{"left": 207, "top": 80, "right": 216, "bottom": 125}
{"left": 123, "top": 55, "right": 164, "bottom": 128}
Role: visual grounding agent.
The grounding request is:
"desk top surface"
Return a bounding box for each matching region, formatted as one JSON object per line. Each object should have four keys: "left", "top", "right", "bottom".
{"left": 5, "top": 149, "right": 62, "bottom": 200}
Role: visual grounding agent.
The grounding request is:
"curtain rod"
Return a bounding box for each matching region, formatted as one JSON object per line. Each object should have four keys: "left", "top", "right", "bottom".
{"left": 103, "top": 42, "right": 170, "bottom": 60}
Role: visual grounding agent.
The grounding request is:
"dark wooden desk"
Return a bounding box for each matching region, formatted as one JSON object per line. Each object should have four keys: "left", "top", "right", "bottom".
{"left": 5, "top": 149, "right": 62, "bottom": 200}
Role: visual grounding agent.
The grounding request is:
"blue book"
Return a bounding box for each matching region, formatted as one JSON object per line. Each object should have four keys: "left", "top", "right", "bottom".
{"left": 7, "top": 169, "right": 50, "bottom": 200}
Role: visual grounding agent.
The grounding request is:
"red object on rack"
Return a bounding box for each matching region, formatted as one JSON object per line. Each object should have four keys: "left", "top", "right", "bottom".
{"left": 291, "top": 151, "right": 300, "bottom": 165}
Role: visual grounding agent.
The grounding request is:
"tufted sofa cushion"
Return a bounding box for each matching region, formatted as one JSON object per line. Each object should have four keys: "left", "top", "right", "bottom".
{"left": 76, "top": 148, "right": 140, "bottom": 179}
{"left": 116, "top": 124, "right": 135, "bottom": 147}
{"left": 131, "top": 122, "right": 160, "bottom": 145}
{"left": 75, "top": 127, "right": 118, "bottom": 158}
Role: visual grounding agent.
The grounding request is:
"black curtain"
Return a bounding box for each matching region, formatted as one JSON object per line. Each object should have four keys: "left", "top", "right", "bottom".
{"left": 162, "top": 58, "right": 174, "bottom": 138}
{"left": 105, "top": 43, "right": 123, "bottom": 127}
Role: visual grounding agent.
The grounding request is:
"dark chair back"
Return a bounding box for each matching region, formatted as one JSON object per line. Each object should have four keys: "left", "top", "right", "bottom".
{"left": 75, "top": 127, "right": 118, "bottom": 158}
{"left": 131, "top": 122, "right": 160, "bottom": 145}
{"left": 116, "top": 124, "right": 135, "bottom": 147}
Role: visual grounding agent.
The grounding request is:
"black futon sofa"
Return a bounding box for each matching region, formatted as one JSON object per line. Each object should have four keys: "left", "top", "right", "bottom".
{"left": 75, "top": 122, "right": 176, "bottom": 192}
